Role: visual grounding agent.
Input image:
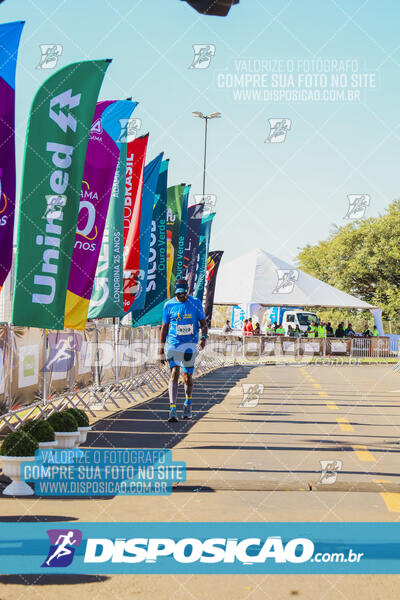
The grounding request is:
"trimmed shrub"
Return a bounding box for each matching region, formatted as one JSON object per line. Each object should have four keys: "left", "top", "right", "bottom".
{"left": 0, "top": 431, "right": 38, "bottom": 457}
{"left": 46, "top": 411, "right": 78, "bottom": 433}
{"left": 22, "top": 420, "right": 55, "bottom": 443}
{"left": 64, "top": 408, "right": 89, "bottom": 428}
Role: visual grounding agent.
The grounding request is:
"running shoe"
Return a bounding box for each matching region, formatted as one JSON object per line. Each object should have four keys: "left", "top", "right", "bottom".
{"left": 168, "top": 407, "right": 178, "bottom": 422}
{"left": 182, "top": 404, "right": 192, "bottom": 419}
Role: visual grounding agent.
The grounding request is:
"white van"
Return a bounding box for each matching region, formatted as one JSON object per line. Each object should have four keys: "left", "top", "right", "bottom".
{"left": 278, "top": 310, "right": 320, "bottom": 335}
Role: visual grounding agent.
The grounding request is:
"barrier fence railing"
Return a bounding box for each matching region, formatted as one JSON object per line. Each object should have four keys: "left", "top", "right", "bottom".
{"left": 204, "top": 333, "right": 396, "bottom": 362}
{"left": 0, "top": 323, "right": 224, "bottom": 433}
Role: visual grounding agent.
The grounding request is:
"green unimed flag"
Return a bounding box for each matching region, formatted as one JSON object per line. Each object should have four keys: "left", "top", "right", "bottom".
{"left": 12, "top": 59, "right": 110, "bottom": 329}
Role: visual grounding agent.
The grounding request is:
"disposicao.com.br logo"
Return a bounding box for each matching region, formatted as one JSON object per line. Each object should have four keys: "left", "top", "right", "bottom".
{"left": 0, "top": 522, "right": 381, "bottom": 574}
{"left": 41, "top": 533, "right": 363, "bottom": 568}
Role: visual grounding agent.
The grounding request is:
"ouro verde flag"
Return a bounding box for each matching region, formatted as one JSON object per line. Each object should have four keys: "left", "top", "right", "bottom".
{"left": 166, "top": 183, "right": 185, "bottom": 299}
{"left": 12, "top": 60, "right": 110, "bottom": 329}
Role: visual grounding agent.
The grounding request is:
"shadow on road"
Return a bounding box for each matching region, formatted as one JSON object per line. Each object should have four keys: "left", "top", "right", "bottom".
{"left": 0, "top": 515, "right": 79, "bottom": 522}
{"left": 87, "top": 365, "right": 256, "bottom": 450}
{"left": 0, "top": 574, "right": 109, "bottom": 585}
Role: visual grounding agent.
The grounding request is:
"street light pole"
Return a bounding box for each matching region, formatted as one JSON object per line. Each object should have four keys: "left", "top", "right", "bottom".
{"left": 202, "top": 116, "right": 208, "bottom": 199}
{"left": 193, "top": 111, "right": 221, "bottom": 200}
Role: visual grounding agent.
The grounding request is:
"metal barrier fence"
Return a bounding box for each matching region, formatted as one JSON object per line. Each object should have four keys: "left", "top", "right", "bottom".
{"left": 205, "top": 333, "right": 395, "bottom": 361}
{"left": 0, "top": 323, "right": 225, "bottom": 433}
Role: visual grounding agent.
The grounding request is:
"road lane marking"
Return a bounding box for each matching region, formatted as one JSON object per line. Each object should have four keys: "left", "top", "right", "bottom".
{"left": 336, "top": 418, "right": 354, "bottom": 432}
{"left": 312, "top": 383, "right": 321, "bottom": 388}
{"left": 372, "top": 479, "right": 400, "bottom": 513}
{"left": 326, "top": 401, "right": 338, "bottom": 410}
{"left": 352, "top": 445, "right": 376, "bottom": 462}
{"left": 318, "top": 391, "right": 328, "bottom": 398}
{"left": 380, "top": 493, "right": 400, "bottom": 512}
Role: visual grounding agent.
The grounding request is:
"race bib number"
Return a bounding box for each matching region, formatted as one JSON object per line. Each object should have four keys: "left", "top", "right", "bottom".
{"left": 176, "top": 323, "right": 194, "bottom": 336}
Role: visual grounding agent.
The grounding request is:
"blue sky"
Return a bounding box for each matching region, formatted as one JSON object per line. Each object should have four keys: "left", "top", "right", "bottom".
{"left": 2, "top": 0, "right": 400, "bottom": 265}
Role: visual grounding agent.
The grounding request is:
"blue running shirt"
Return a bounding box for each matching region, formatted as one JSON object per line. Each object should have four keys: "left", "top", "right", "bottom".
{"left": 162, "top": 295, "right": 205, "bottom": 347}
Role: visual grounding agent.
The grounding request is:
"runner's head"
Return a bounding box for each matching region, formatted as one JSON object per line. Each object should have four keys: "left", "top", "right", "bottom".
{"left": 175, "top": 278, "right": 189, "bottom": 302}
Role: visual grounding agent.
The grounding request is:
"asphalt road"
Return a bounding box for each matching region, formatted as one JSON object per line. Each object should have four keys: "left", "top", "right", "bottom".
{"left": 1, "top": 363, "right": 400, "bottom": 598}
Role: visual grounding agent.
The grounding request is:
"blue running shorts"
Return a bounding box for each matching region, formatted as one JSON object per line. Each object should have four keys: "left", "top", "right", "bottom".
{"left": 166, "top": 343, "right": 198, "bottom": 374}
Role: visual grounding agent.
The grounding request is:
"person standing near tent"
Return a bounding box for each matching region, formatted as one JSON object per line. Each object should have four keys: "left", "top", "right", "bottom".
{"left": 243, "top": 319, "right": 248, "bottom": 335}
{"left": 159, "top": 278, "right": 208, "bottom": 422}
{"left": 293, "top": 324, "right": 302, "bottom": 337}
{"left": 265, "top": 322, "right": 275, "bottom": 335}
{"left": 372, "top": 326, "right": 379, "bottom": 337}
{"left": 335, "top": 322, "right": 345, "bottom": 338}
{"left": 222, "top": 320, "right": 232, "bottom": 333}
{"left": 318, "top": 321, "right": 327, "bottom": 338}
{"left": 363, "top": 323, "right": 372, "bottom": 337}
{"left": 344, "top": 323, "right": 356, "bottom": 337}
{"left": 307, "top": 321, "right": 318, "bottom": 338}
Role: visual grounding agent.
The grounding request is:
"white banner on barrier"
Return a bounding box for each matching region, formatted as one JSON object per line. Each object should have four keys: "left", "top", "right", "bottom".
{"left": 79, "top": 341, "right": 93, "bottom": 374}
{"left": 246, "top": 342, "right": 259, "bottom": 353}
{"left": 18, "top": 344, "right": 39, "bottom": 388}
{"left": 330, "top": 341, "right": 347, "bottom": 353}
{"left": 304, "top": 342, "right": 320, "bottom": 354}
{"left": 262, "top": 342, "right": 275, "bottom": 354}
{"left": 283, "top": 341, "right": 295, "bottom": 352}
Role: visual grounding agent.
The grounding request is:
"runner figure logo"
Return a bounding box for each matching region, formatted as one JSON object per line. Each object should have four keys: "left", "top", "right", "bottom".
{"left": 43, "top": 333, "right": 80, "bottom": 373}
{"left": 344, "top": 194, "right": 370, "bottom": 220}
{"left": 319, "top": 460, "right": 342, "bottom": 484}
{"left": 42, "top": 529, "right": 82, "bottom": 567}
{"left": 188, "top": 44, "right": 216, "bottom": 69}
{"left": 36, "top": 44, "right": 63, "bottom": 69}
{"left": 264, "top": 118, "right": 292, "bottom": 143}
{"left": 132, "top": 269, "right": 146, "bottom": 300}
{"left": 193, "top": 194, "right": 217, "bottom": 218}
{"left": 42, "top": 194, "right": 66, "bottom": 219}
{"left": 118, "top": 118, "right": 142, "bottom": 143}
{"left": 240, "top": 383, "right": 264, "bottom": 408}
{"left": 273, "top": 269, "right": 299, "bottom": 294}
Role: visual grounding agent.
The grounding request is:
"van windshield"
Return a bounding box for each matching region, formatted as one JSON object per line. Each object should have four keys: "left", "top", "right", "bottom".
{"left": 297, "top": 313, "right": 320, "bottom": 326}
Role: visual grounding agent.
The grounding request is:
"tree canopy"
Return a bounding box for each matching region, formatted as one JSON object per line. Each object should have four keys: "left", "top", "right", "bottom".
{"left": 296, "top": 200, "right": 400, "bottom": 332}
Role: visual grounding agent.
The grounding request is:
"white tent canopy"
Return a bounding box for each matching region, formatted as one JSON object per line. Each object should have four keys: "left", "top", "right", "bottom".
{"left": 214, "top": 249, "right": 376, "bottom": 309}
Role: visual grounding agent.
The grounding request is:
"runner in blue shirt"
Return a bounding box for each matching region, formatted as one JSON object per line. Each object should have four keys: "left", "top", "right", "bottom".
{"left": 159, "top": 278, "right": 208, "bottom": 422}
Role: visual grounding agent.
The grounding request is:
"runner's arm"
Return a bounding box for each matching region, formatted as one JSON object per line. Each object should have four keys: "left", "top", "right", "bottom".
{"left": 197, "top": 318, "right": 208, "bottom": 350}
{"left": 159, "top": 322, "right": 169, "bottom": 360}
{"left": 159, "top": 304, "right": 170, "bottom": 362}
